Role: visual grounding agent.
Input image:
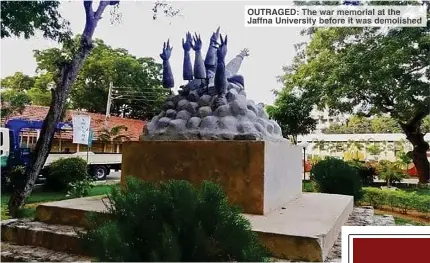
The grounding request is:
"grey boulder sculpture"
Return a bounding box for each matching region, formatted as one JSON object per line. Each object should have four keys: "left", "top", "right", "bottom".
{"left": 142, "top": 28, "right": 285, "bottom": 141}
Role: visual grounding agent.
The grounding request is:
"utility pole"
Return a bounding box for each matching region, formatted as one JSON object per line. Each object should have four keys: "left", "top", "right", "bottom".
{"left": 105, "top": 82, "right": 113, "bottom": 128}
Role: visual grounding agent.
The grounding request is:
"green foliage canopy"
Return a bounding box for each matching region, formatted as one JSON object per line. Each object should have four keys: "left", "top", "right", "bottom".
{"left": 267, "top": 92, "right": 316, "bottom": 143}
{"left": 33, "top": 38, "right": 167, "bottom": 119}
{"left": 324, "top": 115, "right": 430, "bottom": 134}
{"left": 280, "top": 3, "right": 430, "bottom": 181}
{"left": 286, "top": 26, "right": 429, "bottom": 124}
{"left": 0, "top": 89, "right": 31, "bottom": 118}
{"left": 1, "top": 1, "right": 70, "bottom": 41}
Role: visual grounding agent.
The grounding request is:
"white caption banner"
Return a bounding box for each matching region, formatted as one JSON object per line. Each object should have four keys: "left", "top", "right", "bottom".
{"left": 72, "top": 114, "right": 91, "bottom": 145}
{"left": 244, "top": 5, "right": 428, "bottom": 27}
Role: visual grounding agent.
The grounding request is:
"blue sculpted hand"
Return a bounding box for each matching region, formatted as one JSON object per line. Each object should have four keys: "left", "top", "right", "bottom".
{"left": 160, "top": 39, "right": 173, "bottom": 61}
{"left": 210, "top": 27, "right": 220, "bottom": 44}
{"left": 182, "top": 32, "right": 192, "bottom": 52}
{"left": 191, "top": 33, "right": 202, "bottom": 51}
{"left": 217, "top": 34, "right": 228, "bottom": 61}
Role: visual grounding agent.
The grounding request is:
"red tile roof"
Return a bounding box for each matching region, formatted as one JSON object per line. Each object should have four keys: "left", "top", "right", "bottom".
{"left": 6, "top": 105, "right": 146, "bottom": 141}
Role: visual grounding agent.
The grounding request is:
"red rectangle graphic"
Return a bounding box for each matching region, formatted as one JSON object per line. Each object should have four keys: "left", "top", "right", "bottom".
{"left": 353, "top": 237, "right": 430, "bottom": 263}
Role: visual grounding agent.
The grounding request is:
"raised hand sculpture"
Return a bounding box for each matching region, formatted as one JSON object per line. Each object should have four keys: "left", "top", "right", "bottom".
{"left": 160, "top": 40, "right": 174, "bottom": 89}
{"left": 215, "top": 34, "right": 228, "bottom": 94}
{"left": 226, "top": 48, "right": 250, "bottom": 78}
{"left": 182, "top": 32, "right": 193, "bottom": 81}
{"left": 204, "top": 27, "right": 220, "bottom": 78}
{"left": 191, "top": 33, "right": 207, "bottom": 80}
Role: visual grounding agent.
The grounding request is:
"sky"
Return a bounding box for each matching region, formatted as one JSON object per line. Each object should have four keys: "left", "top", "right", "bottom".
{"left": 0, "top": 0, "right": 308, "bottom": 105}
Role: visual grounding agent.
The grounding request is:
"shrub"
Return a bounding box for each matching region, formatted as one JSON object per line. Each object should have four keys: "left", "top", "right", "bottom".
{"left": 311, "top": 157, "right": 363, "bottom": 200}
{"left": 67, "top": 177, "right": 94, "bottom": 198}
{"left": 347, "top": 161, "right": 376, "bottom": 186}
{"left": 393, "top": 191, "right": 415, "bottom": 214}
{"left": 415, "top": 196, "right": 430, "bottom": 218}
{"left": 81, "top": 177, "right": 270, "bottom": 262}
{"left": 378, "top": 161, "right": 408, "bottom": 186}
{"left": 1, "top": 203, "right": 10, "bottom": 220}
{"left": 362, "top": 187, "right": 386, "bottom": 208}
{"left": 2, "top": 165, "right": 27, "bottom": 193}
{"left": 44, "top": 157, "right": 89, "bottom": 191}
{"left": 362, "top": 187, "right": 430, "bottom": 216}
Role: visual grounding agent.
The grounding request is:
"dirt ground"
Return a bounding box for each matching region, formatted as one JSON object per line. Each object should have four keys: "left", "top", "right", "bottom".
{"left": 375, "top": 207, "right": 430, "bottom": 224}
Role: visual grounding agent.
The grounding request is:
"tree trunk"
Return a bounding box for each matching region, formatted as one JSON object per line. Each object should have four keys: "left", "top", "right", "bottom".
{"left": 8, "top": 0, "right": 116, "bottom": 216}
{"left": 400, "top": 114, "right": 430, "bottom": 184}
{"left": 291, "top": 135, "right": 298, "bottom": 145}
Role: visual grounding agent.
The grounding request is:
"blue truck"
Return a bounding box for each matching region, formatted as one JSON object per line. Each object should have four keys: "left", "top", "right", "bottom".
{"left": 1, "top": 119, "right": 122, "bottom": 181}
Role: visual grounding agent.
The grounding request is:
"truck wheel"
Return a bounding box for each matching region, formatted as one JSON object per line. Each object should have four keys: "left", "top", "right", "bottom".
{"left": 93, "top": 165, "right": 107, "bottom": 181}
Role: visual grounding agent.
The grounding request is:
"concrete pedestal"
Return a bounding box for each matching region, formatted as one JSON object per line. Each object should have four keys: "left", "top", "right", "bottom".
{"left": 121, "top": 140, "right": 302, "bottom": 215}
{"left": 35, "top": 193, "right": 353, "bottom": 262}
{"left": 32, "top": 139, "right": 354, "bottom": 261}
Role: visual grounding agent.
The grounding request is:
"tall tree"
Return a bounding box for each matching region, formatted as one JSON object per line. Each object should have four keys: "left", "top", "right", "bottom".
{"left": 266, "top": 92, "right": 316, "bottom": 144}
{"left": 323, "top": 114, "right": 418, "bottom": 134}
{"left": 0, "top": 89, "right": 31, "bottom": 119}
{"left": 281, "top": 3, "right": 430, "bottom": 182}
{"left": 370, "top": 115, "right": 402, "bottom": 133}
{"left": 1, "top": 0, "right": 70, "bottom": 41}
{"left": 1, "top": 72, "right": 35, "bottom": 91}
{"left": 422, "top": 116, "right": 430, "bottom": 134}
{"left": 34, "top": 39, "right": 166, "bottom": 119}
{"left": 346, "top": 116, "right": 372, "bottom": 134}
{"left": 5, "top": 0, "right": 179, "bottom": 215}
{"left": 6, "top": 0, "right": 120, "bottom": 216}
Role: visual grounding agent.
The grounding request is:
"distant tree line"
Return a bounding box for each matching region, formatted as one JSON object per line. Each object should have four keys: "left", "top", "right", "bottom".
{"left": 323, "top": 115, "right": 430, "bottom": 134}
{"left": 1, "top": 38, "right": 167, "bottom": 120}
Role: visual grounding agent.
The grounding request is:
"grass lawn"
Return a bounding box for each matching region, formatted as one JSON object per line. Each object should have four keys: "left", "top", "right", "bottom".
{"left": 302, "top": 180, "right": 314, "bottom": 192}
{"left": 393, "top": 216, "right": 429, "bottom": 226}
{"left": 1, "top": 184, "right": 116, "bottom": 220}
{"left": 375, "top": 211, "right": 430, "bottom": 226}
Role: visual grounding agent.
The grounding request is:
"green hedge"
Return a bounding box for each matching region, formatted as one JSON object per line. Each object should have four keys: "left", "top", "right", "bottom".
{"left": 362, "top": 187, "right": 430, "bottom": 216}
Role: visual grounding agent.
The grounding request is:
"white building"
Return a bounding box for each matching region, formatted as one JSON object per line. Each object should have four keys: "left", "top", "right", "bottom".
{"left": 310, "top": 107, "right": 349, "bottom": 134}
{"left": 297, "top": 133, "right": 430, "bottom": 161}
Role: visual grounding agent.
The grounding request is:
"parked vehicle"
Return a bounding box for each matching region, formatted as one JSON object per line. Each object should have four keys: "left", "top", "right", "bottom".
{"left": 0, "top": 119, "right": 121, "bottom": 181}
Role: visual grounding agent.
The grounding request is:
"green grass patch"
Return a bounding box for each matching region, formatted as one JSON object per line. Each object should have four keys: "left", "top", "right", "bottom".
{"left": 16, "top": 207, "right": 37, "bottom": 219}
{"left": 1, "top": 184, "right": 114, "bottom": 205}
{"left": 393, "top": 216, "right": 427, "bottom": 226}
{"left": 1, "top": 184, "right": 116, "bottom": 220}
{"left": 302, "top": 180, "right": 314, "bottom": 192}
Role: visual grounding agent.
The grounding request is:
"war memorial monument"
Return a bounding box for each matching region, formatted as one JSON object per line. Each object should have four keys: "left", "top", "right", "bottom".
{"left": 120, "top": 28, "right": 354, "bottom": 261}
{"left": 7, "top": 28, "right": 354, "bottom": 262}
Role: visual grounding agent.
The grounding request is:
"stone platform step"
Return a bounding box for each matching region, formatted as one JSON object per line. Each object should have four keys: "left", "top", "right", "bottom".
{"left": 36, "top": 196, "right": 109, "bottom": 228}
{"left": 0, "top": 242, "right": 91, "bottom": 262}
{"left": 244, "top": 193, "right": 353, "bottom": 262}
{"left": 1, "top": 219, "right": 85, "bottom": 255}
{"left": 34, "top": 193, "right": 353, "bottom": 262}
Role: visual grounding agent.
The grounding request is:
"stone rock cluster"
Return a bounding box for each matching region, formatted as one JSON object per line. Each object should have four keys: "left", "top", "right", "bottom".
{"left": 142, "top": 80, "right": 285, "bottom": 141}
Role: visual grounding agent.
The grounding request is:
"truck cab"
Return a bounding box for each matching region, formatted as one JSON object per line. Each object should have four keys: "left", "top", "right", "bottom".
{"left": 0, "top": 127, "right": 11, "bottom": 168}
{"left": 0, "top": 127, "right": 30, "bottom": 169}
